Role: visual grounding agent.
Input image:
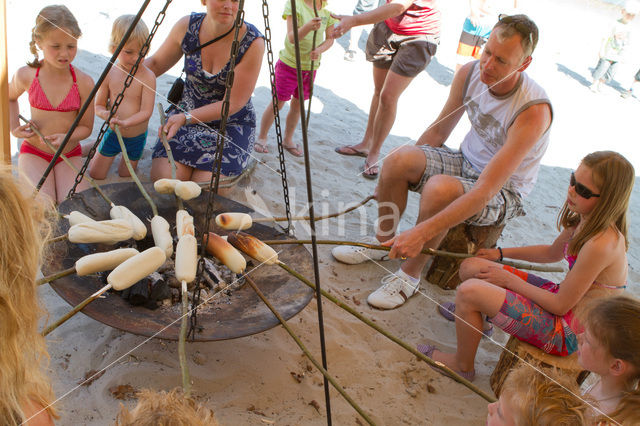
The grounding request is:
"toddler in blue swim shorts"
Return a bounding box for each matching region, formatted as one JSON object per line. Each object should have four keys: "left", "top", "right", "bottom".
{"left": 89, "top": 15, "right": 156, "bottom": 179}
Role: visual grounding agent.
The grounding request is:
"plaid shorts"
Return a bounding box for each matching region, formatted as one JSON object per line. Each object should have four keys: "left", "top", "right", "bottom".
{"left": 408, "top": 145, "right": 525, "bottom": 226}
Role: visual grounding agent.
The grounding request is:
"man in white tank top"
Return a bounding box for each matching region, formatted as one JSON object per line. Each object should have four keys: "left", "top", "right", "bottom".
{"left": 333, "top": 15, "right": 552, "bottom": 310}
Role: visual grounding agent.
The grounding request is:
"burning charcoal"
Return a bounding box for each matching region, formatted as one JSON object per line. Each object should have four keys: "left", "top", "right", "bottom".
{"left": 203, "top": 258, "right": 225, "bottom": 285}
{"left": 167, "top": 275, "right": 181, "bottom": 289}
{"left": 158, "top": 259, "right": 175, "bottom": 274}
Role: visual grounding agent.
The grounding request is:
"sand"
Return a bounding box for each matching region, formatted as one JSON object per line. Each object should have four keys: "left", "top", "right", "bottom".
{"left": 5, "top": 0, "right": 640, "bottom": 424}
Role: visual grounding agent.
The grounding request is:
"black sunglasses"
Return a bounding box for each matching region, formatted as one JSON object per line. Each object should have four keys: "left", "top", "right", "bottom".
{"left": 570, "top": 172, "right": 600, "bottom": 199}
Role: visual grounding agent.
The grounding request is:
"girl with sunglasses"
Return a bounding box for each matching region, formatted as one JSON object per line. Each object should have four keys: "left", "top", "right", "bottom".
{"left": 420, "top": 151, "right": 634, "bottom": 382}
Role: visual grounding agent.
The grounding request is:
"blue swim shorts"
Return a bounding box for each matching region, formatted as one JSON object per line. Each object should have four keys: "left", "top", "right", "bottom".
{"left": 98, "top": 128, "right": 147, "bottom": 161}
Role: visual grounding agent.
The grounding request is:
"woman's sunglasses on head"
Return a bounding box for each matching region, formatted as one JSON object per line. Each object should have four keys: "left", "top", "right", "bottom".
{"left": 570, "top": 172, "right": 600, "bottom": 199}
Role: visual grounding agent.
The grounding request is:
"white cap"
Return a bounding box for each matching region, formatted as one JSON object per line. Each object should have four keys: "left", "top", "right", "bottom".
{"left": 624, "top": 0, "right": 640, "bottom": 15}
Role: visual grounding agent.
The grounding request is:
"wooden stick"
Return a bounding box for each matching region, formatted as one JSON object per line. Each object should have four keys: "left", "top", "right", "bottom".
{"left": 157, "top": 104, "right": 183, "bottom": 210}
{"left": 19, "top": 114, "right": 114, "bottom": 206}
{"left": 263, "top": 240, "right": 564, "bottom": 273}
{"left": 46, "top": 234, "right": 68, "bottom": 245}
{"left": 42, "top": 283, "right": 113, "bottom": 336}
{"left": 38, "top": 266, "right": 75, "bottom": 286}
{"left": 114, "top": 125, "right": 158, "bottom": 216}
{"left": 252, "top": 195, "right": 375, "bottom": 223}
{"left": 276, "top": 262, "right": 496, "bottom": 403}
{"left": 179, "top": 280, "right": 191, "bottom": 397}
{"left": 244, "top": 273, "right": 376, "bottom": 425}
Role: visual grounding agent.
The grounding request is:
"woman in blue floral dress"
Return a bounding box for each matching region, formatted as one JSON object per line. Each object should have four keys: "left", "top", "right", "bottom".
{"left": 146, "top": 0, "right": 264, "bottom": 183}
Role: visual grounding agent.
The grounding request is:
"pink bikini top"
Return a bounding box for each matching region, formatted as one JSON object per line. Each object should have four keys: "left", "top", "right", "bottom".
{"left": 28, "top": 64, "right": 81, "bottom": 112}
{"left": 563, "top": 241, "right": 626, "bottom": 290}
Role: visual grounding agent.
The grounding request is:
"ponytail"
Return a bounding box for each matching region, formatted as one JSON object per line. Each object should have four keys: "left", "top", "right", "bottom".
{"left": 27, "top": 32, "right": 41, "bottom": 68}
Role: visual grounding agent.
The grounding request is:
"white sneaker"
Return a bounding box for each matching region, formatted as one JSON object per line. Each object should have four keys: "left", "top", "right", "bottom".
{"left": 331, "top": 236, "right": 389, "bottom": 265}
{"left": 367, "top": 273, "right": 419, "bottom": 310}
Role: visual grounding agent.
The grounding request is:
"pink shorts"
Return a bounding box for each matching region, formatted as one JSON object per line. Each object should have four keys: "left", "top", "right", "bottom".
{"left": 274, "top": 59, "right": 317, "bottom": 102}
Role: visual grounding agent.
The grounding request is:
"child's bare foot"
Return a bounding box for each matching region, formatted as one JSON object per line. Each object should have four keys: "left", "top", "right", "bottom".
{"left": 254, "top": 138, "right": 269, "bottom": 154}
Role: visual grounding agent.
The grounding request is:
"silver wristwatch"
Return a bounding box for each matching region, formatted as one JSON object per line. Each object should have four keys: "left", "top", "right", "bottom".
{"left": 184, "top": 112, "right": 193, "bottom": 125}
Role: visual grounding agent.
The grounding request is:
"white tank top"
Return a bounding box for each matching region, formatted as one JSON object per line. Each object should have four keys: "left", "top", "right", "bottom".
{"left": 460, "top": 62, "right": 552, "bottom": 197}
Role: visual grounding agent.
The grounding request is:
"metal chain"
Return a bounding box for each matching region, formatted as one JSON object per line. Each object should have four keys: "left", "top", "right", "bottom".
{"left": 305, "top": 0, "right": 319, "bottom": 130}
{"left": 190, "top": 0, "right": 246, "bottom": 339}
{"left": 262, "top": 0, "right": 293, "bottom": 234}
{"left": 68, "top": 0, "right": 172, "bottom": 198}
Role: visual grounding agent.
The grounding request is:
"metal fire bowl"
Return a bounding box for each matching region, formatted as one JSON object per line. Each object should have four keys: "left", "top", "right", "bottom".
{"left": 45, "top": 182, "right": 314, "bottom": 341}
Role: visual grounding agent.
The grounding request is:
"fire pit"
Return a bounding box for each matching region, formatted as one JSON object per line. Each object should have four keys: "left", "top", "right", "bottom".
{"left": 44, "top": 182, "right": 314, "bottom": 341}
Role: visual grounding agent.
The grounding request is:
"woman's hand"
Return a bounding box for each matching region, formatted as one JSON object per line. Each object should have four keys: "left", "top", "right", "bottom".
{"left": 475, "top": 265, "right": 519, "bottom": 290}
{"left": 475, "top": 248, "right": 501, "bottom": 261}
{"left": 159, "top": 113, "right": 186, "bottom": 140}
{"left": 11, "top": 123, "right": 35, "bottom": 139}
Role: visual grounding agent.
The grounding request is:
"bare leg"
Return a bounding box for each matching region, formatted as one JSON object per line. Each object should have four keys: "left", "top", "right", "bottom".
{"left": 431, "top": 279, "right": 506, "bottom": 372}
{"left": 151, "top": 157, "right": 193, "bottom": 181}
{"left": 257, "top": 100, "right": 286, "bottom": 149}
{"left": 117, "top": 158, "right": 139, "bottom": 177}
{"left": 365, "top": 69, "right": 415, "bottom": 169}
{"left": 400, "top": 175, "right": 465, "bottom": 278}
{"left": 89, "top": 152, "right": 116, "bottom": 180}
{"left": 283, "top": 96, "right": 302, "bottom": 154}
{"left": 349, "top": 65, "right": 389, "bottom": 154}
{"left": 53, "top": 156, "right": 89, "bottom": 204}
{"left": 191, "top": 169, "right": 232, "bottom": 197}
{"left": 375, "top": 146, "right": 428, "bottom": 242}
{"left": 18, "top": 153, "right": 57, "bottom": 204}
{"left": 459, "top": 257, "right": 500, "bottom": 281}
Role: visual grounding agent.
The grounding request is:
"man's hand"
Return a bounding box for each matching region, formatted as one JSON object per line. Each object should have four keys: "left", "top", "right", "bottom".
{"left": 382, "top": 227, "right": 428, "bottom": 259}
{"left": 330, "top": 14, "right": 356, "bottom": 38}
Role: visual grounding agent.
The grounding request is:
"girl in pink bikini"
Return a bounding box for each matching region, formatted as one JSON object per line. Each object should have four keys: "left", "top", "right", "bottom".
{"left": 9, "top": 5, "right": 95, "bottom": 204}
{"left": 422, "top": 151, "right": 634, "bottom": 382}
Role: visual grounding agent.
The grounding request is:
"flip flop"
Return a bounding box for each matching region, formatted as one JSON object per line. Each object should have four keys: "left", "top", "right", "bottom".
{"left": 362, "top": 160, "right": 379, "bottom": 180}
{"left": 335, "top": 145, "right": 367, "bottom": 158}
{"left": 416, "top": 344, "right": 476, "bottom": 382}
{"left": 283, "top": 144, "right": 303, "bottom": 158}
{"left": 254, "top": 143, "right": 269, "bottom": 154}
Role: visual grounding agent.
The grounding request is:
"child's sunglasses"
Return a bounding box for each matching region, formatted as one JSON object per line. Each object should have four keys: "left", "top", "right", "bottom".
{"left": 570, "top": 172, "right": 600, "bottom": 199}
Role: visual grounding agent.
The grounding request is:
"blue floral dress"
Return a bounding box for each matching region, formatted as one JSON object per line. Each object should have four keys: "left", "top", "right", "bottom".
{"left": 152, "top": 13, "right": 263, "bottom": 176}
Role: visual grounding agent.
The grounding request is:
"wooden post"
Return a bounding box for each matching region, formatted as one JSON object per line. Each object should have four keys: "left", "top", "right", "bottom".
{"left": 426, "top": 223, "right": 505, "bottom": 290}
{"left": 0, "top": 0, "right": 10, "bottom": 164}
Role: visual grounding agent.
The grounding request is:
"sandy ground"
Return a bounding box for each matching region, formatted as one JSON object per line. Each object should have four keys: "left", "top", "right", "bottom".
{"left": 5, "top": 0, "right": 640, "bottom": 424}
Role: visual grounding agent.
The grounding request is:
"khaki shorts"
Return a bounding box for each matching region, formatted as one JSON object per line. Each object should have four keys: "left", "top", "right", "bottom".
{"left": 366, "top": 21, "right": 438, "bottom": 77}
{"left": 408, "top": 145, "right": 525, "bottom": 226}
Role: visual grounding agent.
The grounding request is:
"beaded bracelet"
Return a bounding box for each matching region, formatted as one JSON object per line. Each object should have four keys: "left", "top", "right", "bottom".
{"left": 498, "top": 247, "right": 504, "bottom": 262}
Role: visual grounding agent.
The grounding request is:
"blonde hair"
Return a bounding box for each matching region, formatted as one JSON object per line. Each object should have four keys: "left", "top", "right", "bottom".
{"left": 583, "top": 296, "right": 640, "bottom": 425}
{"left": 502, "top": 365, "right": 589, "bottom": 425}
{"left": 115, "top": 388, "right": 218, "bottom": 426}
{"left": 109, "top": 15, "right": 150, "bottom": 54}
{"left": 28, "top": 5, "right": 82, "bottom": 68}
{"left": 557, "top": 151, "right": 634, "bottom": 255}
{"left": 0, "top": 166, "right": 57, "bottom": 425}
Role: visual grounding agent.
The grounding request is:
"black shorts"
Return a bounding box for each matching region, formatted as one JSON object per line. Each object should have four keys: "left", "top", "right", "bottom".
{"left": 365, "top": 21, "right": 438, "bottom": 78}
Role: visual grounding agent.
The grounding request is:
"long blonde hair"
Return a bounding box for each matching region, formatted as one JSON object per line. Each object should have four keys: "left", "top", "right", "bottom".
{"left": 28, "top": 5, "right": 82, "bottom": 68}
{"left": 583, "top": 296, "right": 640, "bottom": 425}
{"left": 557, "top": 151, "right": 634, "bottom": 255}
{"left": 0, "top": 167, "right": 57, "bottom": 424}
{"left": 502, "top": 365, "right": 589, "bottom": 425}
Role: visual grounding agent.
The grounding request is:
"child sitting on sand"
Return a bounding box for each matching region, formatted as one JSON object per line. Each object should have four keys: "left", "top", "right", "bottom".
{"left": 0, "top": 166, "right": 57, "bottom": 425}
{"left": 255, "top": 0, "right": 337, "bottom": 157}
{"left": 487, "top": 365, "right": 589, "bottom": 425}
{"left": 115, "top": 388, "right": 218, "bottom": 426}
{"left": 89, "top": 15, "right": 155, "bottom": 180}
{"left": 426, "top": 151, "right": 633, "bottom": 381}
{"left": 9, "top": 5, "right": 94, "bottom": 204}
{"left": 578, "top": 296, "right": 640, "bottom": 425}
